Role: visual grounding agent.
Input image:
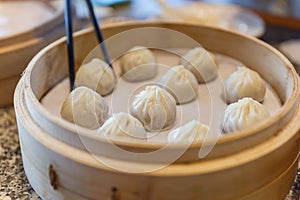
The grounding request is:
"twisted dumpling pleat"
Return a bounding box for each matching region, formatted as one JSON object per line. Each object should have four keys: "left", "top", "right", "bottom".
{"left": 223, "top": 97, "right": 270, "bottom": 133}
{"left": 224, "top": 66, "right": 266, "bottom": 104}
{"left": 61, "top": 86, "right": 109, "bottom": 129}
{"left": 159, "top": 65, "right": 198, "bottom": 104}
{"left": 75, "top": 58, "right": 115, "bottom": 96}
{"left": 98, "top": 112, "right": 147, "bottom": 140}
{"left": 130, "top": 85, "right": 176, "bottom": 132}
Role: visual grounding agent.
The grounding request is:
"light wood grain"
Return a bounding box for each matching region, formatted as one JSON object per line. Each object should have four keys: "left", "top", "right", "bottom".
{"left": 14, "top": 22, "right": 300, "bottom": 199}
{"left": 0, "top": 1, "right": 65, "bottom": 107}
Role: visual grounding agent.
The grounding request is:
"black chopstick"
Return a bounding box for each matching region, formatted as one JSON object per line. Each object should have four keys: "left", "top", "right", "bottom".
{"left": 64, "top": 0, "right": 112, "bottom": 92}
{"left": 85, "top": 0, "right": 111, "bottom": 67}
{"left": 64, "top": 0, "right": 75, "bottom": 91}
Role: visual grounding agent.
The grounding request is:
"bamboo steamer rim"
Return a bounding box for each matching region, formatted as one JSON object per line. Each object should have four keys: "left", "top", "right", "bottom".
{"left": 23, "top": 22, "right": 299, "bottom": 150}
{"left": 0, "top": 1, "right": 64, "bottom": 46}
{"left": 15, "top": 75, "right": 300, "bottom": 176}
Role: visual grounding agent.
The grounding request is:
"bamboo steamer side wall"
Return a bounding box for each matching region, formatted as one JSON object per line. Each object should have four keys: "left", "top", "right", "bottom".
{"left": 0, "top": 22, "right": 67, "bottom": 107}
{"left": 244, "top": 160, "right": 299, "bottom": 199}
{"left": 14, "top": 22, "right": 300, "bottom": 199}
{"left": 15, "top": 76, "right": 300, "bottom": 200}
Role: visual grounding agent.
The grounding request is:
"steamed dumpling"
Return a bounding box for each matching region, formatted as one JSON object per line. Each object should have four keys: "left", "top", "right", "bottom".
{"left": 159, "top": 65, "right": 198, "bottom": 104}
{"left": 180, "top": 47, "right": 218, "bottom": 83}
{"left": 98, "top": 112, "right": 147, "bottom": 140}
{"left": 130, "top": 85, "right": 176, "bottom": 132}
{"left": 75, "top": 58, "right": 115, "bottom": 96}
{"left": 119, "top": 46, "right": 157, "bottom": 81}
{"left": 224, "top": 66, "right": 266, "bottom": 104}
{"left": 60, "top": 86, "right": 109, "bottom": 129}
{"left": 168, "top": 120, "right": 213, "bottom": 143}
{"left": 223, "top": 97, "right": 270, "bottom": 133}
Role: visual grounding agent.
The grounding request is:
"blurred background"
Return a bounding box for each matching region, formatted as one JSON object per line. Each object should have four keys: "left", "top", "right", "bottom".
{"left": 0, "top": 0, "right": 299, "bottom": 199}
{"left": 73, "top": 0, "right": 300, "bottom": 43}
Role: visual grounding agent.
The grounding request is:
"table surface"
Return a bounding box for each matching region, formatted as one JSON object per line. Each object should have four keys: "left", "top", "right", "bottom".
{"left": 1, "top": 0, "right": 300, "bottom": 199}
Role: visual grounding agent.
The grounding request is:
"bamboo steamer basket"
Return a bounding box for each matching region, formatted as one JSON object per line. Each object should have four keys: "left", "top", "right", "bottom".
{"left": 14, "top": 22, "right": 300, "bottom": 200}
{"left": 0, "top": 1, "right": 65, "bottom": 107}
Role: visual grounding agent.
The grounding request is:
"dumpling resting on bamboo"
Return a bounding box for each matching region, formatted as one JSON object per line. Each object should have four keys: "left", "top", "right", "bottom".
{"left": 98, "top": 112, "right": 147, "bottom": 140}
{"left": 119, "top": 46, "right": 157, "bottom": 82}
{"left": 60, "top": 86, "right": 109, "bottom": 129}
{"left": 223, "top": 97, "right": 270, "bottom": 133}
{"left": 75, "top": 58, "right": 115, "bottom": 96}
{"left": 180, "top": 47, "right": 218, "bottom": 83}
{"left": 159, "top": 65, "right": 198, "bottom": 104}
{"left": 224, "top": 66, "right": 266, "bottom": 104}
{"left": 130, "top": 85, "right": 176, "bottom": 132}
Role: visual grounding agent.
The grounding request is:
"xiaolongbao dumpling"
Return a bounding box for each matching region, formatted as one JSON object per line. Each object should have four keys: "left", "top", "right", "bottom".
{"left": 119, "top": 46, "right": 157, "bottom": 81}
{"left": 180, "top": 47, "right": 218, "bottom": 83}
{"left": 168, "top": 120, "right": 214, "bottom": 143}
{"left": 224, "top": 66, "right": 266, "bottom": 104}
{"left": 223, "top": 97, "right": 270, "bottom": 133}
{"left": 98, "top": 112, "right": 147, "bottom": 140}
{"left": 130, "top": 85, "right": 176, "bottom": 132}
{"left": 60, "top": 86, "right": 109, "bottom": 129}
{"left": 159, "top": 65, "right": 198, "bottom": 104}
{"left": 75, "top": 58, "right": 115, "bottom": 96}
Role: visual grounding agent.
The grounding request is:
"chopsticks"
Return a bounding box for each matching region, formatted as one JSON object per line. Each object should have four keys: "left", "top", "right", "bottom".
{"left": 64, "top": 0, "right": 111, "bottom": 91}
{"left": 64, "top": 0, "right": 75, "bottom": 91}
{"left": 85, "top": 0, "right": 111, "bottom": 66}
